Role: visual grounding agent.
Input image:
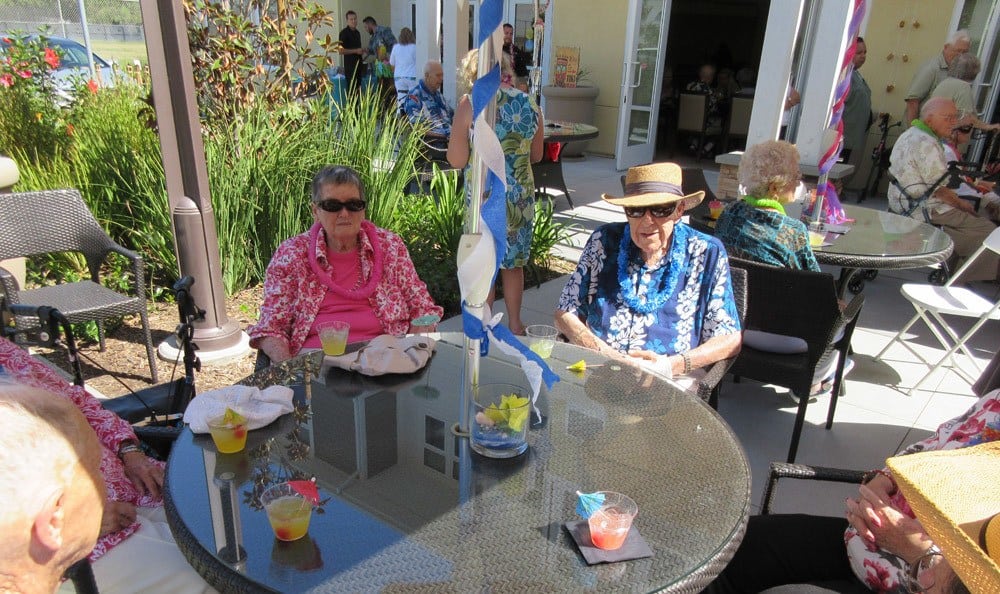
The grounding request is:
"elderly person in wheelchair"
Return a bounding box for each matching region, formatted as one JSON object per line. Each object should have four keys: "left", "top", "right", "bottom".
{"left": 0, "top": 336, "right": 214, "bottom": 593}
{"left": 889, "top": 97, "right": 999, "bottom": 283}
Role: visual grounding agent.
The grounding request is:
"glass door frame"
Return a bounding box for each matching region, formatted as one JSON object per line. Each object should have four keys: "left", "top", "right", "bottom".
{"left": 952, "top": 0, "right": 1000, "bottom": 161}
{"left": 615, "top": 0, "right": 672, "bottom": 170}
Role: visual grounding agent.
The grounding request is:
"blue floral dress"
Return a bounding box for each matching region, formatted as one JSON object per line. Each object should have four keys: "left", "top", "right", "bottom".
{"left": 557, "top": 222, "right": 741, "bottom": 355}
{"left": 494, "top": 87, "right": 540, "bottom": 268}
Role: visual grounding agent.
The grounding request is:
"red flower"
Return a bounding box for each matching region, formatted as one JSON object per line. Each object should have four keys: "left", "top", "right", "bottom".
{"left": 66, "top": 123, "right": 75, "bottom": 136}
{"left": 44, "top": 47, "right": 60, "bottom": 69}
{"left": 18, "top": 70, "right": 31, "bottom": 79}
{"left": 86, "top": 79, "right": 99, "bottom": 94}
{"left": 0, "top": 73, "right": 13, "bottom": 88}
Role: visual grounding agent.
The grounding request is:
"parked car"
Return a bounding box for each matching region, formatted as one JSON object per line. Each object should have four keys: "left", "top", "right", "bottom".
{"left": 1, "top": 35, "right": 115, "bottom": 97}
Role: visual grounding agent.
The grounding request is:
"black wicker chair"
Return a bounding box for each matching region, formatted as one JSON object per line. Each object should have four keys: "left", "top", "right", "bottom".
{"left": 64, "top": 558, "right": 99, "bottom": 594}
{"left": 0, "top": 189, "right": 157, "bottom": 382}
{"left": 701, "top": 265, "right": 746, "bottom": 407}
{"left": 725, "top": 257, "right": 866, "bottom": 463}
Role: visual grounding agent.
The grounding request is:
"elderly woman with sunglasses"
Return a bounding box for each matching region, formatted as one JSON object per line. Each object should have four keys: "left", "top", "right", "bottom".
{"left": 249, "top": 165, "right": 443, "bottom": 363}
{"left": 555, "top": 162, "right": 741, "bottom": 386}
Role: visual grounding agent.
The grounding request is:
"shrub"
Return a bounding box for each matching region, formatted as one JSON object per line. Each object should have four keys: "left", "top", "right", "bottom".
{"left": 0, "top": 32, "right": 73, "bottom": 163}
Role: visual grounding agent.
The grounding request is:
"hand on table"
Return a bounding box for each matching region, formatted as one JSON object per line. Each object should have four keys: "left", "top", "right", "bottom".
{"left": 845, "top": 484, "right": 932, "bottom": 564}
{"left": 122, "top": 450, "right": 164, "bottom": 498}
{"left": 101, "top": 500, "right": 137, "bottom": 537}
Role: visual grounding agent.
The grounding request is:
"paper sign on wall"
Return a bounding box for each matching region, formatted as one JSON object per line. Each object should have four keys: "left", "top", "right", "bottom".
{"left": 554, "top": 46, "right": 580, "bottom": 88}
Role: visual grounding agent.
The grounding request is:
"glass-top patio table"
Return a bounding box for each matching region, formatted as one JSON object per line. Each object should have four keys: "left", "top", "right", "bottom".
{"left": 163, "top": 333, "right": 750, "bottom": 593}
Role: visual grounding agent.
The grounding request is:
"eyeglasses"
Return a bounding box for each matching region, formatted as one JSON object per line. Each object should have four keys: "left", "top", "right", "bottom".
{"left": 903, "top": 549, "right": 945, "bottom": 593}
{"left": 624, "top": 203, "right": 679, "bottom": 219}
{"left": 315, "top": 199, "right": 366, "bottom": 213}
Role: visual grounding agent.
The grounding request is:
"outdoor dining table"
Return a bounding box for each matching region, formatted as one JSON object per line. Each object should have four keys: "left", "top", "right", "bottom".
{"left": 533, "top": 120, "right": 600, "bottom": 207}
{"left": 689, "top": 202, "right": 953, "bottom": 297}
{"left": 163, "top": 332, "right": 750, "bottom": 593}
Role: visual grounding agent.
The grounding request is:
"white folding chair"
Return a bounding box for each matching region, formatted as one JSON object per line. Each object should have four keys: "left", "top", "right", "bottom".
{"left": 876, "top": 226, "right": 1000, "bottom": 393}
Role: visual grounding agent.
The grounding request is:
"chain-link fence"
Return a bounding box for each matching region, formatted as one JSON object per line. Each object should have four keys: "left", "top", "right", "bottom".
{"left": 0, "top": 0, "right": 145, "bottom": 45}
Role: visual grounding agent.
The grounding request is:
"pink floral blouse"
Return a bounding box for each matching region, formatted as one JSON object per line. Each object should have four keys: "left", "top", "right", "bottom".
{"left": 247, "top": 224, "right": 443, "bottom": 356}
{"left": 0, "top": 338, "right": 163, "bottom": 560}
{"left": 846, "top": 390, "right": 1000, "bottom": 592}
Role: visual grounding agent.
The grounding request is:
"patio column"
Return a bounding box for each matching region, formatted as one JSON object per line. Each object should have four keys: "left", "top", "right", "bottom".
{"left": 746, "top": 0, "right": 804, "bottom": 148}
{"left": 794, "top": 1, "right": 855, "bottom": 166}
{"left": 415, "top": 1, "right": 439, "bottom": 81}
{"left": 139, "top": 0, "right": 249, "bottom": 361}
{"left": 442, "top": 0, "right": 470, "bottom": 104}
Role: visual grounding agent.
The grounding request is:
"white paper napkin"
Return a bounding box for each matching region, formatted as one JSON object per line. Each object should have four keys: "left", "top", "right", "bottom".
{"left": 324, "top": 334, "right": 436, "bottom": 376}
{"left": 185, "top": 385, "right": 295, "bottom": 434}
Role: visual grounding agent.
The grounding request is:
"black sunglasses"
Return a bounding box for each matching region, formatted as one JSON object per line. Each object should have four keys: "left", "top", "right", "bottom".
{"left": 624, "top": 203, "right": 679, "bottom": 219}
{"left": 316, "top": 199, "right": 366, "bottom": 213}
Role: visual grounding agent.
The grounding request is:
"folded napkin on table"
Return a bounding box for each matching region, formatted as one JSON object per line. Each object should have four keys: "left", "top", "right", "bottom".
{"left": 324, "top": 334, "right": 436, "bottom": 376}
{"left": 185, "top": 385, "right": 295, "bottom": 434}
{"left": 563, "top": 520, "right": 654, "bottom": 565}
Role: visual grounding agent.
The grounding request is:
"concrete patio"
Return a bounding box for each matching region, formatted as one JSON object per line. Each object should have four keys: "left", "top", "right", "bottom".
{"left": 439, "top": 154, "right": 999, "bottom": 520}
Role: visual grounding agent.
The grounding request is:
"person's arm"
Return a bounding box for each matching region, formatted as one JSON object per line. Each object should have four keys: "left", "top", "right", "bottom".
{"left": 247, "top": 239, "right": 305, "bottom": 362}
{"left": 554, "top": 309, "right": 629, "bottom": 361}
{"left": 933, "top": 186, "right": 977, "bottom": 213}
{"left": 530, "top": 109, "right": 544, "bottom": 163}
{"left": 382, "top": 231, "right": 444, "bottom": 323}
{"left": 904, "top": 99, "right": 920, "bottom": 125}
{"left": 447, "top": 95, "right": 473, "bottom": 169}
{"left": 846, "top": 484, "right": 934, "bottom": 564}
{"left": 904, "top": 61, "right": 936, "bottom": 124}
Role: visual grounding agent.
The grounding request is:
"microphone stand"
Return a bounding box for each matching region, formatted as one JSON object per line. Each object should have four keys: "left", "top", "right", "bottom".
{"left": 167, "top": 275, "right": 205, "bottom": 418}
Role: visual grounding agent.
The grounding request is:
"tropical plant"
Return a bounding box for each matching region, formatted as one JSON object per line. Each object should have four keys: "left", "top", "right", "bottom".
{"left": 182, "top": 0, "right": 340, "bottom": 125}
{"left": 527, "top": 196, "right": 576, "bottom": 283}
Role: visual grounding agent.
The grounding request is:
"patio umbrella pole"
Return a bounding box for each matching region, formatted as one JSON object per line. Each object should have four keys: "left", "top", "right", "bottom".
{"left": 459, "top": 35, "right": 500, "bottom": 434}
{"left": 812, "top": 172, "right": 829, "bottom": 226}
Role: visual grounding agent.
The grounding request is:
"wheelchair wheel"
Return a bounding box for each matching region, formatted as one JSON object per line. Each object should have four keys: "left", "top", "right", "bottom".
{"left": 863, "top": 269, "right": 878, "bottom": 281}
{"left": 928, "top": 268, "right": 949, "bottom": 285}
{"left": 848, "top": 275, "right": 866, "bottom": 294}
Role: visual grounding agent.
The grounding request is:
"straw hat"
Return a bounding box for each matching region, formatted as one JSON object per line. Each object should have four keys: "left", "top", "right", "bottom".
{"left": 886, "top": 441, "right": 1000, "bottom": 594}
{"left": 601, "top": 162, "right": 704, "bottom": 210}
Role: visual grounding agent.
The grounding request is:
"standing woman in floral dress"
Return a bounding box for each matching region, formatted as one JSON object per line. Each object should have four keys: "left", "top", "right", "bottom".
{"left": 448, "top": 49, "right": 545, "bottom": 335}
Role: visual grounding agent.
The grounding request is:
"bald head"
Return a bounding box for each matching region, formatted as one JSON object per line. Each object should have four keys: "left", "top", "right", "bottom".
{"left": 0, "top": 383, "right": 104, "bottom": 593}
{"left": 423, "top": 60, "right": 443, "bottom": 92}
{"left": 921, "top": 97, "right": 960, "bottom": 138}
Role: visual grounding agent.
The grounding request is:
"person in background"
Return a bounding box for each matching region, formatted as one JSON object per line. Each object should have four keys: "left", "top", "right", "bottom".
{"left": 250, "top": 165, "right": 442, "bottom": 363}
{"left": 554, "top": 162, "right": 742, "bottom": 390}
{"left": 843, "top": 37, "right": 874, "bottom": 163}
{"left": 502, "top": 23, "right": 531, "bottom": 80}
{"left": 448, "top": 49, "right": 544, "bottom": 336}
{"left": 686, "top": 64, "right": 724, "bottom": 156}
{"left": 389, "top": 27, "right": 417, "bottom": 108}
{"left": 0, "top": 382, "right": 104, "bottom": 594}
{"left": 889, "top": 97, "right": 998, "bottom": 282}
{"left": 363, "top": 16, "right": 396, "bottom": 60}
{"left": 945, "top": 115, "right": 1000, "bottom": 223}
{"left": 338, "top": 10, "right": 364, "bottom": 97}
{"left": 904, "top": 29, "right": 971, "bottom": 125}
{"left": 931, "top": 53, "right": 1000, "bottom": 133}
{"left": 401, "top": 61, "right": 455, "bottom": 141}
{"left": 780, "top": 84, "right": 801, "bottom": 140}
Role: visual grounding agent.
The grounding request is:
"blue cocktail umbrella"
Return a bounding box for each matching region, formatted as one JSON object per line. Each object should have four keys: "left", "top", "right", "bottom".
{"left": 576, "top": 490, "right": 606, "bottom": 519}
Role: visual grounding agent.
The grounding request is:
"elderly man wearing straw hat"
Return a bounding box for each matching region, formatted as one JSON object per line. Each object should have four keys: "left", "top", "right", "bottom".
{"left": 555, "top": 162, "right": 742, "bottom": 386}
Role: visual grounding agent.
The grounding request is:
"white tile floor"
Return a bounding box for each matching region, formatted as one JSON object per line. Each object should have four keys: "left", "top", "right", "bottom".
{"left": 441, "top": 155, "right": 1000, "bottom": 519}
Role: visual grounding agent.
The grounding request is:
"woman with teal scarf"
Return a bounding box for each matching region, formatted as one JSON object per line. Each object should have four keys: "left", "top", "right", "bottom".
{"left": 715, "top": 140, "right": 819, "bottom": 271}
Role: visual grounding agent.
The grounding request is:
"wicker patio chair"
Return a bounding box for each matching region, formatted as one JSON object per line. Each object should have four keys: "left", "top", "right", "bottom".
{"left": 702, "top": 265, "right": 746, "bottom": 407}
{"left": 0, "top": 189, "right": 157, "bottom": 382}
{"left": 725, "top": 257, "right": 865, "bottom": 463}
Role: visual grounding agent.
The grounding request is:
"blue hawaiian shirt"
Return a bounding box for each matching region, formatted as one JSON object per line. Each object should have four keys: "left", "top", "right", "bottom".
{"left": 401, "top": 80, "right": 455, "bottom": 137}
{"left": 714, "top": 200, "right": 820, "bottom": 271}
{"left": 557, "top": 222, "right": 741, "bottom": 355}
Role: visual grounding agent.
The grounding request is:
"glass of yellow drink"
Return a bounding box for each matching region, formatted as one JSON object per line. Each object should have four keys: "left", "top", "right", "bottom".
{"left": 526, "top": 324, "right": 558, "bottom": 359}
{"left": 207, "top": 412, "right": 248, "bottom": 454}
{"left": 261, "top": 483, "right": 315, "bottom": 542}
{"left": 318, "top": 320, "right": 350, "bottom": 356}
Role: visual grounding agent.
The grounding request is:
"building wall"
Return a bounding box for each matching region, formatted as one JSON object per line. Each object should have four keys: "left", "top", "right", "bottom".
{"left": 847, "top": 0, "right": 957, "bottom": 190}
{"left": 548, "top": 0, "right": 628, "bottom": 156}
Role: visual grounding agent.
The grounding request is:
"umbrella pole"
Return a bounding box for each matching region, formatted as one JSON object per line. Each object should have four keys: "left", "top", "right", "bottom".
{"left": 460, "top": 29, "right": 500, "bottom": 434}
{"left": 811, "top": 172, "right": 829, "bottom": 226}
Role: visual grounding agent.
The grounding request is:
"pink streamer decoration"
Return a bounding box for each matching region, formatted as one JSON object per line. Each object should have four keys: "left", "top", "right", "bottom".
{"left": 805, "top": 0, "right": 866, "bottom": 225}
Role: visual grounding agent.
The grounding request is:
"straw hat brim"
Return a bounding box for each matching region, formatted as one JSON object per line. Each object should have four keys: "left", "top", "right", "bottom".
{"left": 887, "top": 442, "right": 1000, "bottom": 594}
{"left": 601, "top": 190, "right": 705, "bottom": 211}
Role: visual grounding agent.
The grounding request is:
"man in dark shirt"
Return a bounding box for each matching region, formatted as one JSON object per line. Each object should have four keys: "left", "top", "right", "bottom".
{"left": 339, "top": 10, "right": 364, "bottom": 96}
{"left": 502, "top": 23, "right": 531, "bottom": 79}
